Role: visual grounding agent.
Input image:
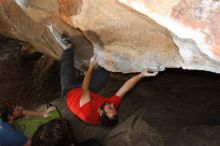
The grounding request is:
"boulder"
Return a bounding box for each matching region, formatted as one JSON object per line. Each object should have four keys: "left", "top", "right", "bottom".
{"left": 118, "top": 0, "right": 220, "bottom": 73}
{"left": 0, "top": 0, "right": 220, "bottom": 73}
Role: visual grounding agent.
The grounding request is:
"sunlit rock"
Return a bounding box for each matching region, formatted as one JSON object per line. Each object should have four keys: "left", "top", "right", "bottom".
{"left": 15, "top": 0, "right": 59, "bottom": 23}
{"left": 59, "top": 0, "right": 183, "bottom": 72}
{"left": 0, "top": 0, "right": 220, "bottom": 73}
{"left": 118, "top": 0, "right": 220, "bottom": 72}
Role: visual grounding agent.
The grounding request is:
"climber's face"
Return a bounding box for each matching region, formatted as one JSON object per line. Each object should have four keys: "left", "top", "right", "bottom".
{"left": 102, "top": 102, "right": 117, "bottom": 119}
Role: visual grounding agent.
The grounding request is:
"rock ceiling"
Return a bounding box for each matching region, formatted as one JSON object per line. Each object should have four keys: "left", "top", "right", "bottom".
{"left": 0, "top": 0, "right": 220, "bottom": 73}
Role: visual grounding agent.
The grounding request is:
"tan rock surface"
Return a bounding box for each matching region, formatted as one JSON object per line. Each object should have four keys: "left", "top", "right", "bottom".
{"left": 119, "top": 0, "right": 220, "bottom": 73}
{"left": 1, "top": 0, "right": 220, "bottom": 73}
{"left": 67, "top": 0, "right": 182, "bottom": 72}
{"left": 0, "top": 0, "right": 93, "bottom": 70}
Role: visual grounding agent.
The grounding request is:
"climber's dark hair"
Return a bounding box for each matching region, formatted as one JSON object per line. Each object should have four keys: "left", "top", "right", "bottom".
{"left": 0, "top": 99, "right": 17, "bottom": 122}
{"left": 100, "top": 102, "right": 118, "bottom": 127}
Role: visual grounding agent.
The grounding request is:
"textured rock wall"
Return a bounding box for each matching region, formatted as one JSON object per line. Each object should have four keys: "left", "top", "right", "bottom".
{"left": 0, "top": 0, "right": 220, "bottom": 73}
{"left": 0, "top": 0, "right": 93, "bottom": 70}
{"left": 118, "top": 0, "right": 220, "bottom": 72}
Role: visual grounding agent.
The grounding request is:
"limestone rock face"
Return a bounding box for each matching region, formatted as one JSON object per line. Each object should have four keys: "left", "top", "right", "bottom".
{"left": 0, "top": 0, "right": 220, "bottom": 73}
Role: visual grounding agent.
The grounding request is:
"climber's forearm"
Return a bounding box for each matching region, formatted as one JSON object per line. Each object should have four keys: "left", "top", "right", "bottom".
{"left": 115, "top": 73, "right": 142, "bottom": 98}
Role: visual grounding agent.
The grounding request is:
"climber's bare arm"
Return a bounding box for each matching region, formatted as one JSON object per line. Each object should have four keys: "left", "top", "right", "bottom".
{"left": 115, "top": 69, "right": 158, "bottom": 98}
{"left": 80, "top": 56, "right": 97, "bottom": 107}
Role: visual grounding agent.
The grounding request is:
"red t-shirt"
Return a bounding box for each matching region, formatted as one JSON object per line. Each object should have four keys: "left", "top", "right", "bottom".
{"left": 66, "top": 88, "right": 122, "bottom": 125}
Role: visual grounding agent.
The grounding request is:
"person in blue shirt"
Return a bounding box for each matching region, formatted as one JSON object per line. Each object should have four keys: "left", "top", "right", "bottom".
{"left": 0, "top": 100, "right": 53, "bottom": 146}
{"left": 0, "top": 119, "right": 28, "bottom": 146}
